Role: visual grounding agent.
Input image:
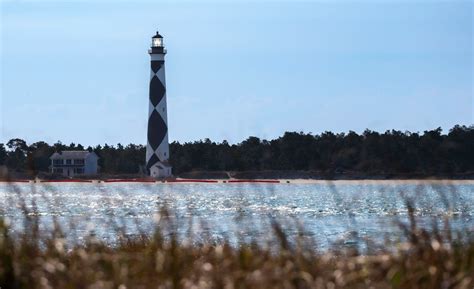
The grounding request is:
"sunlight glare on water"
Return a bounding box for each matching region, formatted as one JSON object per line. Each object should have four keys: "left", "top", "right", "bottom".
{"left": 0, "top": 181, "right": 473, "bottom": 249}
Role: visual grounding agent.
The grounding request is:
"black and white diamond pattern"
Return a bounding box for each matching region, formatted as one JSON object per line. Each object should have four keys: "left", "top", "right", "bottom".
{"left": 146, "top": 60, "right": 169, "bottom": 170}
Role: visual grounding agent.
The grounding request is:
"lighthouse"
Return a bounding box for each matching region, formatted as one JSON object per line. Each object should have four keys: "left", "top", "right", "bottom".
{"left": 146, "top": 31, "right": 172, "bottom": 178}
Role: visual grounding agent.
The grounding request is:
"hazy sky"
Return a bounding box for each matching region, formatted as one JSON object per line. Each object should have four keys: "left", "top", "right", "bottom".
{"left": 1, "top": 0, "right": 472, "bottom": 146}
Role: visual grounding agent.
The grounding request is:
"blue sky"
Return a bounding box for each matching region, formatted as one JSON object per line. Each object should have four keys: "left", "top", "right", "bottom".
{"left": 1, "top": 0, "right": 472, "bottom": 146}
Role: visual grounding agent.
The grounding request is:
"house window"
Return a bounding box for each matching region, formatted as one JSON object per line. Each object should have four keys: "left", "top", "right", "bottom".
{"left": 74, "top": 168, "right": 84, "bottom": 174}
{"left": 74, "top": 159, "right": 85, "bottom": 165}
{"left": 66, "top": 159, "right": 72, "bottom": 165}
{"left": 53, "top": 168, "right": 63, "bottom": 174}
{"left": 53, "top": 159, "right": 63, "bottom": 165}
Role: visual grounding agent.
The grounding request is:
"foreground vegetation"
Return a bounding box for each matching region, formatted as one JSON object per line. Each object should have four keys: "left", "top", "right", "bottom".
{"left": 1, "top": 206, "right": 473, "bottom": 289}
{"left": 1, "top": 125, "right": 473, "bottom": 177}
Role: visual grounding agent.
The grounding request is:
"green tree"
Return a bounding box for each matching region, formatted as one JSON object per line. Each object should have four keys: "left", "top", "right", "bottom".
{"left": 0, "top": 144, "right": 7, "bottom": 165}
{"left": 5, "top": 139, "right": 28, "bottom": 171}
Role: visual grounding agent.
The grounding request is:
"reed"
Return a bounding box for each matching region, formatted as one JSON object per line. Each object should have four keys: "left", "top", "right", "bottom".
{"left": 0, "top": 190, "right": 473, "bottom": 289}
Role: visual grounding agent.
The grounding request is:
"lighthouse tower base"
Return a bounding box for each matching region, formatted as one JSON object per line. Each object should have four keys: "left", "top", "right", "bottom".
{"left": 150, "top": 162, "right": 172, "bottom": 178}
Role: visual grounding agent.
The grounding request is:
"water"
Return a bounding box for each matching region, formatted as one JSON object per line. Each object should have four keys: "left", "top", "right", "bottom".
{"left": 1, "top": 181, "right": 473, "bottom": 250}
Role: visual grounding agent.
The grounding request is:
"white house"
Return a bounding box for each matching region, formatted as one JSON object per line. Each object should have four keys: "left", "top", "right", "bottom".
{"left": 50, "top": 151, "right": 99, "bottom": 177}
{"left": 150, "top": 161, "right": 172, "bottom": 178}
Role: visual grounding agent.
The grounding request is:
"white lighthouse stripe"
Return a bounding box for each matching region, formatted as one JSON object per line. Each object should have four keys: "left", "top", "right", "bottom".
{"left": 149, "top": 94, "right": 167, "bottom": 119}
{"left": 154, "top": 95, "right": 168, "bottom": 120}
{"left": 150, "top": 66, "right": 165, "bottom": 81}
{"left": 156, "top": 67, "right": 166, "bottom": 85}
{"left": 154, "top": 133, "right": 170, "bottom": 161}
{"left": 146, "top": 143, "right": 155, "bottom": 162}
{"left": 148, "top": 102, "right": 156, "bottom": 117}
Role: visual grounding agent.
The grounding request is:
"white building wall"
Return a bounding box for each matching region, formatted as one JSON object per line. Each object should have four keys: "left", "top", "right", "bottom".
{"left": 150, "top": 165, "right": 172, "bottom": 178}
{"left": 84, "top": 153, "right": 99, "bottom": 175}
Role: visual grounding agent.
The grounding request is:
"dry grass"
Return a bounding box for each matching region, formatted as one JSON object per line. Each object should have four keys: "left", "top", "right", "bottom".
{"left": 0, "top": 187, "right": 473, "bottom": 289}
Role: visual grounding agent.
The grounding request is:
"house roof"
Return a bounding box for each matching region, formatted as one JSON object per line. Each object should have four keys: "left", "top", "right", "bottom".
{"left": 50, "top": 151, "right": 98, "bottom": 160}
{"left": 152, "top": 161, "right": 172, "bottom": 168}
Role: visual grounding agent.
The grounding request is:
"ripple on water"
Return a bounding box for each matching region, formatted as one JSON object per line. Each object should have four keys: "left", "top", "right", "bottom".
{"left": 0, "top": 182, "right": 473, "bottom": 249}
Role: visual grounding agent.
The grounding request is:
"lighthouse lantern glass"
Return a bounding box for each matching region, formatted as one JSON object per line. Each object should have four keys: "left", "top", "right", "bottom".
{"left": 152, "top": 38, "right": 163, "bottom": 47}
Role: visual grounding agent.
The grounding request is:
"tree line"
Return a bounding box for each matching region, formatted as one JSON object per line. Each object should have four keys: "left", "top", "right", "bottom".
{"left": 1, "top": 125, "right": 473, "bottom": 176}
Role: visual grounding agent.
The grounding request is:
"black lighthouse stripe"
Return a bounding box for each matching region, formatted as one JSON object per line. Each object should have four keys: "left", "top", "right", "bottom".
{"left": 149, "top": 77, "right": 166, "bottom": 107}
{"left": 147, "top": 109, "right": 168, "bottom": 151}
{"left": 151, "top": 61, "right": 163, "bottom": 73}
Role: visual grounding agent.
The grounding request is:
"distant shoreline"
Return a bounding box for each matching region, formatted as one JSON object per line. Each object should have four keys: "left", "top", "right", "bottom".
{"left": 1, "top": 177, "right": 474, "bottom": 185}
{"left": 0, "top": 170, "right": 474, "bottom": 183}
{"left": 2, "top": 169, "right": 474, "bottom": 183}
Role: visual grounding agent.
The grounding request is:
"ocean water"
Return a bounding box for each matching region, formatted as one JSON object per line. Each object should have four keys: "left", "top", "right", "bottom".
{"left": 1, "top": 181, "right": 473, "bottom": 250}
